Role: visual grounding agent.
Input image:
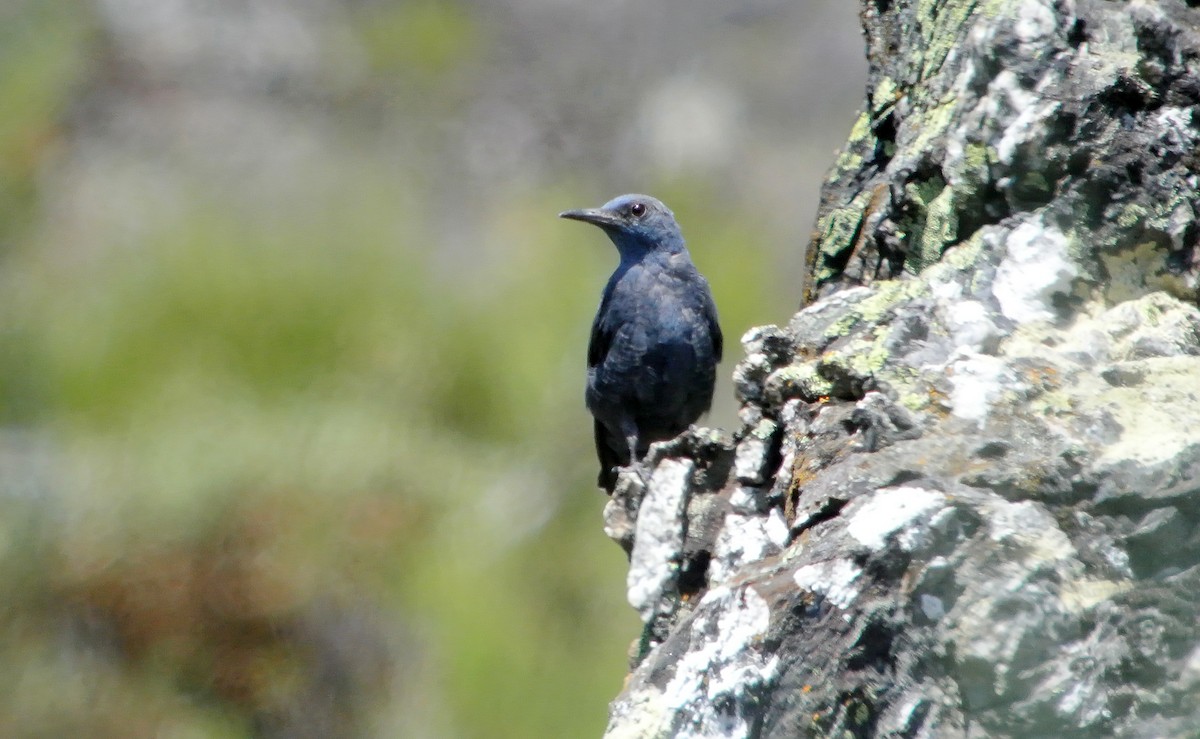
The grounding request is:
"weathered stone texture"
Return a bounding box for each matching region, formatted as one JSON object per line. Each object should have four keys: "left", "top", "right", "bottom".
{"left": 605, "top": 1, "right": 1200, "bottom": 736}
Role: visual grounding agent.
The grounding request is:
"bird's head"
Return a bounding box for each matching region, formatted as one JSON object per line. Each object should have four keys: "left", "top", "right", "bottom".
{"left": 559, "top": 194, "right": 685, "bottom": 260}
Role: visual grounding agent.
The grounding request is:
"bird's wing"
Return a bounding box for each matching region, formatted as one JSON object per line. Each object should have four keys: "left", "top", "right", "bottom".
{"left": 588, "top": 281, "right": 617, "bottom": 368}
{"left": 704, "top": 288, "right": 723, "bottom": 363}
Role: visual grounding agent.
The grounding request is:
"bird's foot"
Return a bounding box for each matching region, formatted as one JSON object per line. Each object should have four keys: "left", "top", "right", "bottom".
{"left": 613, "top": 460, "right": 651, "bottom": 493}
{"left": 610, "top": 464, "right": 648, "bottom": 505}
{"left": 630, "top": 460, "right": 651, "bottom": 487}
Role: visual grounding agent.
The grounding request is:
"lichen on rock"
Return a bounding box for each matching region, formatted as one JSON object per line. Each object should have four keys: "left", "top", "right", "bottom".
{"left": 604, "top": 0, "right": 1200, "bottom": 736}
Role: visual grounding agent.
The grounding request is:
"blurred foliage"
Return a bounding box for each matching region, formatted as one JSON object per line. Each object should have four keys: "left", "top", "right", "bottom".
{"left": 0, "top": 178, "right": 653, "bottom": 735}
{"left": 0, "top": 0, "right": 90, "bottom": 246}
{"left": 355, "top": 1, "right": 482, "bottom": 79}
{"left": 0, "top": 0, "right": 818, "bottom": 737}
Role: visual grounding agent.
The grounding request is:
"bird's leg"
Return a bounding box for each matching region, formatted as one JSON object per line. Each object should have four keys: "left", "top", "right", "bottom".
{"left": 627, "top": 437, "right": 650, "bottom": 487}
{"left": 620, "top": 418, "right": 650, "bottom": 486}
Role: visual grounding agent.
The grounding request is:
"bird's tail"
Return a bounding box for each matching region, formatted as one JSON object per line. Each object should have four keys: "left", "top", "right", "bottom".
{"left": 594, "top": 418, "right": 624, "bottom": 493}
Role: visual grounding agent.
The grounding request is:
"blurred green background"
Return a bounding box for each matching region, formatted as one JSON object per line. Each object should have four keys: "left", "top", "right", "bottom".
{"left": 0, "top": 0, "right": 863, "bottom": 736}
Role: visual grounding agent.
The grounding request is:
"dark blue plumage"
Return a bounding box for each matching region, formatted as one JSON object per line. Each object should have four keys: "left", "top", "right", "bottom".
{"left": 560, "top": 194, "right": 722, "bottom": 492}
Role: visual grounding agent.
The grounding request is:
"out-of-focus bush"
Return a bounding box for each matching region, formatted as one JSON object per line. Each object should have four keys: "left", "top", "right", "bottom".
{"left": 0, "top": 182, "right": 647, "bottom": 735}
{"left": 0, "top": 0, "right": 863, "bottom": 736}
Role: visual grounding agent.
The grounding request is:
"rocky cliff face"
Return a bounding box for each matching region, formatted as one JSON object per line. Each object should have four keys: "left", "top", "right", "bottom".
{"left": 604, "top": 1, "right": 1200, "bottom": 736}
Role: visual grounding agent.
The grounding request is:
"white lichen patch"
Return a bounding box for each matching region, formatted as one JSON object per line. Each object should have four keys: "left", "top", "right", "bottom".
{"left": 1012, "top": 0, "right": 1060, "bottom": 43}
{"left": 982, "top": 498, "right": 1075, "bottom": 561}
{"left": 652, "top": 585, "right": 777, "bottom": 739}
{"left": 1151, "top": 106, "right": 1197, "bottom": 162}
{"left": 1029, "top": 292, "right": 1200, "bottom": 363}
{"left": 1002, "top": 299, "right": 1112, "bottom": 364}
{"left": 1178, "top": 643, "right": 1200, "bottom": 688}
{"left": 1002, "top": 296, "right": 1200, "bottom": 462}
{"left": 989, "top": 70, "right": 1063, "bottom": 166}
{"left": 710, "top": 512, "right": 786, "bottom": 586}
{"left": 1059, "top": 578, "right": 1132, "bottom": 612}
{"left": 846, "top": 486, "right": 947, "bottom": 550}
{"left": 946, "top": 351, "right": 1024, "bottom": 427}
{"left": 937, "top": 298, "right": 1003, "bottom": 354}
{"left": 605, "top": 690, "right": 673, "bottom": 739}
{"left": 992, "top": 221, "right": 1078, "bottom": 324}
{"left": 793, "top": 558, "right": 863, "bottom": 609}
{"left": 733, "top": 436, "right": 770, "bottom": 485}
{"left": 627, "top": 459, "right": 692, "bottom": 621}
{"left": 728, "top": 485, "right": 759, "bottom": 513}
{"left": 998, "top": 295, "right": 1200, "bottom": 466}
{"left": 1091, "top": 355, "right": 1200, "bottom": 466}
{"left": 950, "top": 513, "right": 1083, "bottom": 698}
{"left": 765, "top": 508, "right": 789, "bottom": 547}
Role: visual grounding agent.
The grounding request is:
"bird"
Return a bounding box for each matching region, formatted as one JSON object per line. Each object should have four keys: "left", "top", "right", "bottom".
{"left": 560, "top": 194, "right": 722, "bottom": 492}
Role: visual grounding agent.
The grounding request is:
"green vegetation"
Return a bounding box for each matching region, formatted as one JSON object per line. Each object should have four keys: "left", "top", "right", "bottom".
{"left": 0, "top": 2, "right": 788, "bottom": 735}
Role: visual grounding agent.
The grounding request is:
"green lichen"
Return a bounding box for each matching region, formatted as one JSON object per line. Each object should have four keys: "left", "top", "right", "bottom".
{"left": 871, "top": 76, "right": 899, "bottom": 117}
{"left": 832, "top": 112, "right": 874, "bottom": 173}
{"left": 912, "top": 231, "right": 988, "bottom": 300}
{"left": 907, "top": 92, "right": 960, "bottom": 158}
{"left": 909, "top": 227, "right": 989, "bottom": 293}
{"left": 1055, "top": 229, "right": 1089, "bottom": 280}
{"left": 858, "top": 279, "right": 931, "bottom": 323}
{"left": 1136, "top": 294, "right": 1167, "bottom": 323}
{"left": 942, "top": 140, "right": 992, "bottom": 198}
{"left": 822, "top": 303, "right": 869, "bottom": 340}
{"left": 901, "top": 175, "right": 959, "bottom": 275}
{"left": 906, "top": 176, "right": 945, "bottom": 207}
{"left": 1012, "top": 171, "right": 1052, "bottom": 204}
{"left": 819, "top": 332, "right": 922, "bottom": 402}
{"left": 835, "top": 151, "right": 865, "bottom": 175}
{"left": 846, "top": 110, "right": 873, "bottom": 146}
{"left": 921, "top": 188, "right": 959, "bottom": 261}
{"left": 879, "top": 364, "right": 921, "bottom": 396}
{"left": 811, "top": 190, "right": 873, "bottom": 283}
{"left": 824, "top": 279, "right": 930, "bottom": 339}
{"left": 900, "top": 389, "right": 931, "bottom": 412}
{"left": 941, "top": 230, "right": 985, "bottom": 269}
{"left": 1141, "top": 185, "right": 1194, "bottom": 236}
{"left": 915, "top": 0, "right": 983, "bottom": 80}
{"left": 1079, "top": 352, "right": 1200, "bottom": 468}
{"left": 1116, "top": 203, "right": 1148, "bottom": 229}
{"left": 1029, "top": 387, "right": 1074, "bottom": 416}
{"left": 749, "top": 418, "right": 778, "bottom": 441}
{"left": 833, "top": 336, "right": 892, "bottom": 377}
{"left": 961, "top": 141, "right": 990, "bottom": 176}
{"left": 764, "top": 362, "right": 835, "bottom": 401}
{"left": 1101, "top": 240, "right": 1171, "bottom": 304}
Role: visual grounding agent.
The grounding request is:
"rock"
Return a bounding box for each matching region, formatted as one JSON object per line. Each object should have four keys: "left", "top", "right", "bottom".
{"left": 604, "top": 0, "right": 1200, "bottom": 736}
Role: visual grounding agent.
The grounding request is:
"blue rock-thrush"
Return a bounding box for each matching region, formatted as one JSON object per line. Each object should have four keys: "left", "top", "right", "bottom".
{"left": 560, "top": 194, "right": 722, "bottom": 492}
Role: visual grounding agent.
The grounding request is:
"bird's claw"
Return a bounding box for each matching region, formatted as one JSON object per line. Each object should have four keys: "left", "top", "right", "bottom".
{"left": 618, "top": 461, "right": 651, "bottom": 490}
{"left": 632, "top": 461, "right": 651, "bottom": 487}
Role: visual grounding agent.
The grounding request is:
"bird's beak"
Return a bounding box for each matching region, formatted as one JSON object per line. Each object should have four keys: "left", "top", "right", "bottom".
{"left": 559, "top": 208, "right": 622, "bottom": 228}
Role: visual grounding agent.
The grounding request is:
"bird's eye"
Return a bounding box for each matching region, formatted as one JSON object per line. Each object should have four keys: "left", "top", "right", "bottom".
{"left": 630, "top": 202, "right": 647, "bottom": 217}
